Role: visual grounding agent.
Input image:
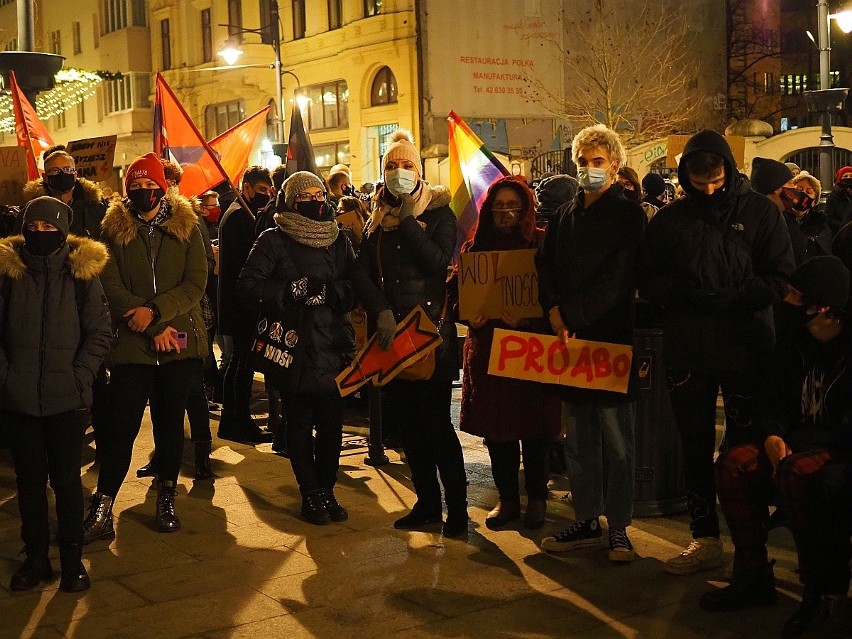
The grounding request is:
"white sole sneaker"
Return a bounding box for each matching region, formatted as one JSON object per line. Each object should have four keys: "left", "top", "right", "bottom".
{"left": 541, "top": 536, "right": 601, "bottom": 553}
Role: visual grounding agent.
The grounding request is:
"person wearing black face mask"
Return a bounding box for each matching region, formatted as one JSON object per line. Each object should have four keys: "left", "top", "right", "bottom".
{"left": 23, "top": 144, "right": 107, "bottom": 239}
{"left": 238, "top": 170, "right": 394, "bottom": 525}
{"left": 639, "top": 130, "right": 795, "bottom": 576}
{"left": 825, "top": 165, "right": 852, "bottom": 235}
{"left": 0, "top": 196, "right": 112, "bottom": 593}
{"left": 786, "top": 173, "right": 831, "bottom": 267}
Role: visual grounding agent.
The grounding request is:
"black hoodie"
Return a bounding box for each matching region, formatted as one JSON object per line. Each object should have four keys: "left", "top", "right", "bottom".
{"left": 638, "top": 130, "right": 795, "bottom": 372}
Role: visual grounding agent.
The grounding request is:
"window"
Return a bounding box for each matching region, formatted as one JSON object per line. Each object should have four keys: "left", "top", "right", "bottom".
{"left": 205, "top": 100, "right": 246, "bottom": 138}
{"left": 314, "top": 142, "right": 351, "bottom": 173}
{"left": 228, "top": 0, "right": 243, "bottom": 43}
{"left": 370, "top": 66, "right": 397, "bottom": 106}
{"left": 296, "top": 80, "right": 349, "bottom": 131}
{"left": 102, "top": 72, "right": 151, "bottom": 114}
{"left": 364, "top": 0, "right": 381, "bottom": 17}
{"left": 293, "top": 0, "right": 305, "bottom": 39}
{"left": 259, "top": 0, "right": 274, "bottom": 44}
{"left": 764, "top": 72, "right": 774, "bottom": 94}
{"left": 77, "top": 100, "right": 86, "bottom": 126}
{"left": 101, "top": 0, "right": 147, "bottom": 35}
{"left": 72, "top": 22, "right": 82, "bottom": 54}
{"left": 50, "top": 30, "right": 61, "bottom": 55}
{"left": 54, "top": 110, "right": 67, "bottom": 131}
{"left": 93, "top": 14, "right": 99, "bottom": 48}
{"left": 201, "top": 9, "right": 212, "bottom": 62}
{"left": 161, "top": 19, "right": 171, "bottom": 70}
{"left": 328, "top": 0, "right": 342, "bottom": 29}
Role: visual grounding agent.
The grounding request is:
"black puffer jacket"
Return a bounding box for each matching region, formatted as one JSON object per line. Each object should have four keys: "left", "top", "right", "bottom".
{"left": 784, "top": 208, "right": 831, "bottom": 266}
{"left": 358, "top": 185, "right": 459, "bottom": 381}
{"left": 24, "top": 178, "right": 107, "bottom": 239}
{"left": 825, "top": 185, "right": 852, "bottom": 235}
{"left": 239, "top": 218, "right": 389, "bottom": 395}
{"left": 0, "top": 235, "right": 112, "bottom": 416}
{"left": 638, "top": 130, "right": 795, "bottom": 372}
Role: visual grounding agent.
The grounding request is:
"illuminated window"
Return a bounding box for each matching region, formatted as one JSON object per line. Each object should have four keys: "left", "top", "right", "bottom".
{"left": 370, "top": 66, "right": 397, "bottom": 106}
{"left": 205, "top": 100, "right": 246, "bottom": 138}
{"left": 314, "top": 142, "right": 351, "bottom": 172}
{"left": 364, "top": 0, "right": 381, "bottom": 17}
{"left": 296, "top": 80, "right": 349, "bottom": 131}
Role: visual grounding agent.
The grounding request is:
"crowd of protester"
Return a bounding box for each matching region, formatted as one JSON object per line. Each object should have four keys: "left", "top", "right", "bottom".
{"left": 0, "top": 125, "right": 849, "bottom": 637}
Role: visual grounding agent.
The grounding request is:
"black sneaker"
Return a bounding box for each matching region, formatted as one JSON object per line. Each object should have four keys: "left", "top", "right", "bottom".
{"left": 540, "top": 517, "right": 602, "bottom": 552}
{"left": 608, "top": 527, "right": 635, "bottom": 562}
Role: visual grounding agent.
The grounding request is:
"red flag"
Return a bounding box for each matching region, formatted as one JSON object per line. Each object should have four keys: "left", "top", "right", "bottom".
{"left": 153, "top": 72, "right": 230, "bottom": 197}
{"left": 9, "top": 70, "right": 55, "bottom": 180}
{"left": 285, "top": 103, "right": 320, "bottom": 178}
{"left": 209, "top": 106, "right": 270, "bottom": 188}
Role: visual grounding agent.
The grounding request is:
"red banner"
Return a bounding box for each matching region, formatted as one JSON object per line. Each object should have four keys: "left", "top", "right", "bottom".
{"left": 9, "top": 70, "right": 55, "bottom": 180}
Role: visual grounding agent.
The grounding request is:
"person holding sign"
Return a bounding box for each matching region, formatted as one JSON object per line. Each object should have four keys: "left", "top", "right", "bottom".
{"left": 451, "top": 176, "right": 560, "bottom": 530}
{"left": 535, "top": 124, "right": 646, "bottom": 562}
{"left": 358, "top": 129, "right": 468, "bottom": 538}
{"left": 639, "top": 130, "right": 794, "bottom": 576}
{"left": 23, "top": 145, "right": 107, "bottom": 239}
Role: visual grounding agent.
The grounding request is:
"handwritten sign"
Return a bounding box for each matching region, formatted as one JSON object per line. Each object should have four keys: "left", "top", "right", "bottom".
{"left": 336, "top": 306, "right": 442, "bottom": 397}
{"left": 666, "top": 135, "right": 745, "bottom": 169}
{"left": 487, "top": 328, "right": 633, "bottom": 394}
{"left": 458, "top": 249, "right": 541, "bottom": 320}
{"left": 67, "top": 135, "right": 117, "bottom": 182}
{"left": 0, "top": 146, "right": 27, "bottom": 205}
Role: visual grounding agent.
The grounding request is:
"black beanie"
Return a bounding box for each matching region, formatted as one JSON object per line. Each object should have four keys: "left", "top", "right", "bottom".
{"left": 641, "top": 173, "right": 666, "bottom": 198}
{"left": 750, "top": 157, "right": 793, "bottom": 195}
{"left": 789, "top": 256, "right": 850, "bottom": 309}
{"left": 22, "top": 196, "right": 72, "bottom": 238}
{"left": 535, "top": 175, "right": 578, "bottom": 210}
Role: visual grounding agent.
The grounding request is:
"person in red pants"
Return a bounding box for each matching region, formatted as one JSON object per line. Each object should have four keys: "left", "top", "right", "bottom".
{"left": 700, "top": 256, "right": 852, "bottom": 638}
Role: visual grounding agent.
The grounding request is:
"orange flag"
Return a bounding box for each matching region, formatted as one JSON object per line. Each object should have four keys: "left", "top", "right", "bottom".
{"left": 209, "top": 106, "right": 270, "bottom": 188}
{"left": 153, "top": 72, "right": 230, "bottom": 197}
{"left": 10, "top": 70, "right": 55, "bottom": 180}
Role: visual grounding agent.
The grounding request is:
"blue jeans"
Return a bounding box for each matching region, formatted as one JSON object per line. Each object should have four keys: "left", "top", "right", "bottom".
{"left": 563, "top": 400, "right": 636, "bottom": 529}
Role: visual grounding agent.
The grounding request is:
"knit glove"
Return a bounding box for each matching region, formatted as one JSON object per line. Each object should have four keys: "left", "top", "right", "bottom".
{"left": 397, "top": 194, "right": 416, "bottom": 222}
{"left": 290, "top": 276, "right": 326, "bottom": 306}
{"left": 375, "top": 309, "right": 397, "bottom": 351}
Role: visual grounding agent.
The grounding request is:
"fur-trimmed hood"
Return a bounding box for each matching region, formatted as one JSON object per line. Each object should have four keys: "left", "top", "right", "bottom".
{"left": 0, "top": 234, "right": 109, "bottom": 280}
{"left": 101, "top": 193, "right": 198, "bottom": 246}
{"left": 23, "top": 177, "right": 103, "bottom": 205}
{"left": 425, "top": 184, "right": 451, "bottom": 211}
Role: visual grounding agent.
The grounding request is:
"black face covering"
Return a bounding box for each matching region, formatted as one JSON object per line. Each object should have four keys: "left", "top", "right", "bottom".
{"left": 840, "top": 178, "right": 852, "bottom": 189}
{"left": 342, "top": 184, "right": 356, "bottom": 197}
{"left": 249, "top": 192, "right": 270, "bottom": 211}
{"left": 45, "top": 172, "right": 76, "bottom": 194}
{"left": 23, "top": 229, "right": 65, "bottom": 256}
{"left": 127, "top": 188, "right": 165, "bottom": 213}
{"left": 294, "top": 200, "right": 326, "bottom": 220}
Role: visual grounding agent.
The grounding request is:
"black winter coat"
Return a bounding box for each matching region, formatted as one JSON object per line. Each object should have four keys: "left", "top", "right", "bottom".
{"left": 0, "top": 235, "right": 112, "bottom": 416}
{"left": 24, "top": 178, "right": 107, "bottom": 239}
{"left": 358, "top": 186, "right": 459, "bottom": 381}
{"left": 784, "top": 208, "right": 832, "bottom": 266}
{"left": 825, "top": 185, "right": 852, "bottom": 236}
{"left": 639, "top": 130, "right": 795, "bottom": 372}
{"left": 238, "top": 223, "right": 389, "bottom": 394}
{"left": 218, "top": 201, "right": 256, "bottom": 337}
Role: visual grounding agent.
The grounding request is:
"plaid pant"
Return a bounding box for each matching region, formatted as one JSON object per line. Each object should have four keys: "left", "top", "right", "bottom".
{"left": 716, "top": 444, "right": 851, "bottom": 590}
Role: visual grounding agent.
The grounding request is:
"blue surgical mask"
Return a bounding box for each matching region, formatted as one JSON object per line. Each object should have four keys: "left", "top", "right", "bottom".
{"left": 384, "top": 168, "right": 418, "bottom": 196}
{"left": 577, "top": 166, "right": 611, "bottom": 192}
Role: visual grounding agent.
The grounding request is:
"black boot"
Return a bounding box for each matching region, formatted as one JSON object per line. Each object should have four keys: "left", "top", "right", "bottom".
{"left": 443, "top": 504, "right": 470, "bottom": 539}
{"left": 320, "top": 488, "right": 348, "bottom": 522}
{"left": 394, "top": 501, "right": 443, "bottom": 530}
{"left": 58, "top": 543, "right": 90, "bottom": 593}
{"left": 10, "top": 545, "right": 53, "bottom": 591}
{"left": 82, "top": 492, "right": 115, "bottom": 544}
{"left": 301, "top": 490, "right": 332, "bottom": 525}
{"left": 781, "top": 584, "right": 846, "bottom": 638}
{"left": 699, "top": 561, "right": 777, "bottom": 612}
{"left": 156, "top": 480, "right": 181, "bottom": 533}
{"left": 194, "top": 441, "right": 213, "bottom": 480}
{"left": 485, "top": 497, "right": 521, "bottom": 530}
{"left": 136, "top": 455, "right": 157, "bottom": 478}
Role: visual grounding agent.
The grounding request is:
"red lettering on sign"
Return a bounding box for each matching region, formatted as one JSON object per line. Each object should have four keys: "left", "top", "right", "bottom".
{"left": 593, "top": 348, "right": 612, "bottom": 378}
{"left": 525, "top": 336, "right": 544, "bottom": 373}
{"left": 546, "top": 339, "right": 570, "bottom": 375}
{"left": 613, "top": 354, "right": 631, "bottom": 378}
{"left": 498, "top": 335, "right": 527, "bottom": 370}
{"left": 571, "top": 346, "right": 593, "bottom": 382}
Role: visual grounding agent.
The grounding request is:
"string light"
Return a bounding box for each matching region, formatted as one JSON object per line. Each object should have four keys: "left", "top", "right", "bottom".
{"left": 0, "top": 68, "right": 104, "bottom": 132}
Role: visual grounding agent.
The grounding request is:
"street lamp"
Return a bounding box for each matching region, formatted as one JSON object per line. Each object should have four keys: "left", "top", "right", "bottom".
{"left": 803, "top": 1, "right": 852, "bottom": 194}
{"left": 218, "top": 0, "right": 285, "bottom": 143}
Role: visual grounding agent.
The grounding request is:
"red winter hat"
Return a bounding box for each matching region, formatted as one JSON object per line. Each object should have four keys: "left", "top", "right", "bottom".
{"left": 836, "top": 165, "right": 852, "bottom": 183}
{"left": 125, "top": 153, "right": 168, "bottom": 193}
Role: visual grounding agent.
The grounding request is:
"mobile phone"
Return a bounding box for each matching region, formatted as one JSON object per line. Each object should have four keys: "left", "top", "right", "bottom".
{"left": 176, "top": 332, "right": 188, "bottom": 350}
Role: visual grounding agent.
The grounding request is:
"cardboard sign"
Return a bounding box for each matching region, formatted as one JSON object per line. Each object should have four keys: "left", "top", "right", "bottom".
{"left": 336, "top": 306, "right": 443, "bottom": 397}
{"left": 458, "top": 249, "right": 541, "bottom": 320}
{"left": 67, "top": 135, "right": 117, "bottom": 182}
{"left": 487, "top": 328, "right": 633, "bottom": 394}
{"left": 666, "top": 134, "right": 745, "bottom": 170}
{"left": 0, "top": 146, "right": 27, "bottom": 205}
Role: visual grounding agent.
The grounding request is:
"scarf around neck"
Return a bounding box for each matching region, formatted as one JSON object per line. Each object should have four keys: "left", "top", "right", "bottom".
{"left": 367, "top": 183, "right": 432, "bottom": 234}
{"left": 274, "top": 211, "right": 339, "bottom": 248}
{"left": 132, "top": 197, "right": 171, "bottom": 227}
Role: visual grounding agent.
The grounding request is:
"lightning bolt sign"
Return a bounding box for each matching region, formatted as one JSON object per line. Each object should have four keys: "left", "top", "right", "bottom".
{"left": 336, "top": 306, "right": 443, "bottom": 397}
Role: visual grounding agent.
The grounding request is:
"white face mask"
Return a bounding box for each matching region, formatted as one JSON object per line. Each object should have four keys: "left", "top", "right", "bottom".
{"left": 385, "top": 168, "right": 417, "bottom": 196}
{"left": 576, "top": 165, "right": 611, "bottom": 192}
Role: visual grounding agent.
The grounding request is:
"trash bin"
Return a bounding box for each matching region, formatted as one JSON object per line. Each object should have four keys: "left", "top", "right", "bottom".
{"left": 632, "top": 318, "right": 688, "bottom": 517}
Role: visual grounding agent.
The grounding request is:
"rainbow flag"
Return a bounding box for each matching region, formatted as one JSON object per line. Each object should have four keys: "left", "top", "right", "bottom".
{"left": 10, "top": 70, "right": 55, "bottom": 180}
{"left": 448, "top": 110, "right": 509, "bottom": 256}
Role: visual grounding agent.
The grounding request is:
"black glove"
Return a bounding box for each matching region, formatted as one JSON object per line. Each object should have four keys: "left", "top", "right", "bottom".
{"left": 290, "top": 276, "right": 327, "bottom": 306}
{"left": 398, "top": 193, "right": 415, "bottom": 222}
{"left": 375, "top": 309, "right": 397, "bottom": 351}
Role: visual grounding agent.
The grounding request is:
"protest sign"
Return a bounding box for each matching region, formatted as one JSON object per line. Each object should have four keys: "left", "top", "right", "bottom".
{"left": 487, "top": 328, "right": 633, "bottom": 394}
{"left": 67, "top": 135, "right": 117, "bottom": 182}
{"left": 458, "top": 249, "right": 540, "bottom": 320}
{"left": 336, "top": 306, "right": 442, "bottom": 396}
{"left": 0, "top": 146, "right": 27, "bottom": 205}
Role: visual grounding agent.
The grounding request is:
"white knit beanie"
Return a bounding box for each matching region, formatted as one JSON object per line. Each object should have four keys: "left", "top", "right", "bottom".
{"left": 283, "top": 171, "right": 326, "bottom": 208}
{"left": 381, "top": 129, "right": 421, "bottom": 177}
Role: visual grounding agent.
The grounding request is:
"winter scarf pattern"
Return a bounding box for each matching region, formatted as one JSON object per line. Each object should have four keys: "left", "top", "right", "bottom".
{"left": 274, "top": 211, "right": 339, "bottom": 248}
